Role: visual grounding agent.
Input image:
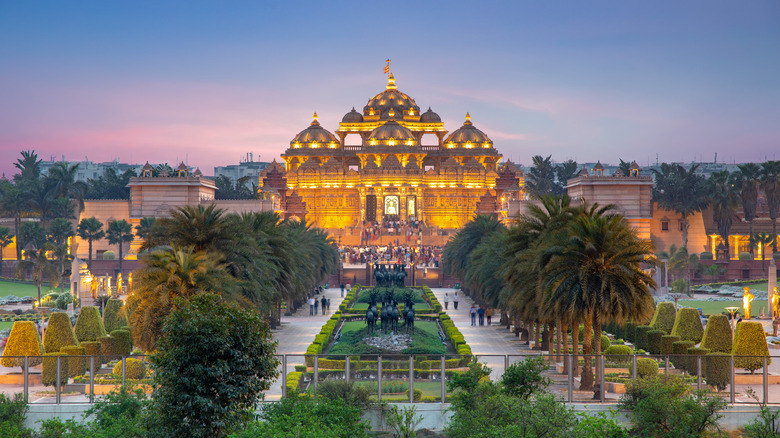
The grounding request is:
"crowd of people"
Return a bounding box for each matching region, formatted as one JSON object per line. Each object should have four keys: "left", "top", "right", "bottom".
{"left": 339, "top": 244, "right": 441, "bottom": 267}
{"left": 360, "top": 217, "right": 424, "bottom": 244}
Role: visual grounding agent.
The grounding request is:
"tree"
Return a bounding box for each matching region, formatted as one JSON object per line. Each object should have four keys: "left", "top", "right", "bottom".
{"left": 0, "top": 226, "right": 13, "bottom": 275}
{"left": 16, "top": 243, "right": 59, "bottom": 336}
{"left": 761, "top": 161, "right": 780, "bottom": 253}
{"left": 703, "top": 264, "right": 723, "bottom": 283}
{"left": 47, "top": 217, "right": 75, "bottom": 284}
{"left": 652, "top": 163, "right": 709, "bottom": 249}
{"left": 708, "top": 170, "right": 739, "bottom": 259}
{"left": 735, "top": 163, "right": 761, "bottom": 256}
{"left": 443, "top": 214, "right": 507, "bottom": 283}
{"left": 18, "top": 221, "right": 46, "bottom": 252}
{"left": 77, "top": 217, "right": 105, "bottom": 269}
{"left": 750, "top": 232, "right": 774, "bottom": 271}
{"left": 149, "top": 293, "right": 280, "bottom": 438}
{"left": 134, "top": 217, "right": 156, "bottom": 242}
{"left": 45, "top": 161, "right": 88, "bottom": 210}
{"left": 106, "top": 220, "right": 134, "bottom": 273}
{"left": 555, "top": 159, "right": 579, "bottom": 192}
{"left": 618, "top": 159, "right": 632, "bottom": 177}
{"left": 0, "top": 182, "right": 30, "bottom": 260}
{"left": 85, "top": 168, "right": 136, "bottom": 200}
{"left": 525, "top": 155, "right": 559, "bottom": 199}
{"left": 13, "top": 150, "right": 42, "bottom": 186}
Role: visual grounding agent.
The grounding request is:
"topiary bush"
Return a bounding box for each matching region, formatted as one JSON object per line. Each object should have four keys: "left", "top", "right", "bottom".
{"left": 686, "top": 347, "right": 710, "bottom": 376}
{"left": 103, "top": 299, "right": 128, "bottom": 333}
{"left": 661, "top": 335, "right": 681, "bottom": 355}
{"left": 102, "top": 251, "right": 116, "bottom": 260}
{"left": 733, "top": 321, "right": 771, "bottom": 373}
{"left": 650, "top": 302, "right": 676, "bottom": 334}
{"left": 1, "top": 321, "right": 44, "bottom": 368}
{"left": 624, "top": 321, "right": 637, "bottom": 343}
{"left": 635, "top": 325, "right": 653, "bottom": 351}
{"left": 705, "top": 353, "right": 731, "bottom": 391}
{"left": 42, "top": 352, "right": 69, "bottom": 387}
{"left": 605, "top": 345, "right": 633, "bottom": 364}
{"left": 599, "top": 334, "right": 611, "bottom": 352}
{"left": 112, "top": 358, "right": 147, "bottom": 380}
{"left": 647, "top": 330, "right": 666, "bottom": 355}
{"left": 110, "top": 329, "right": 132, "bottom": 356}
{"left": 81, "top": 341, "right": 101, "bottom": 367}
{"left": 671, "top": 341, "right": 695, "bottom": 372}
{"left": 43, "top": 312, "right": 78, "bottom": 353}
{"left": 738, "top": 252, "right": 753, "bottom": 261}
{"left": 631, "top": 357, "right": 659, "bottom": 379}
{"left": 671, "top": 308, "right": 704, "bottom": 343}
{"left": 74, "top": 306, "right": 107, "bottom": 343}
{"left": 60, "top": 345, "right": 87, "bottom": 377}
{"left": 700, "top": 252, "right": 713, "bottom": 260}
{"left": 701, "top": 314, "right": 732, "bottom": 353}
{"left": 98, "top": 336, "right": 117, "bottom": 363}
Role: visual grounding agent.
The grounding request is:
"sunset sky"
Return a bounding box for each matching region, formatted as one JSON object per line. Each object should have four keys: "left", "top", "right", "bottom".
{"left": 1, "top": 1, "right": 778, "bottom": 177}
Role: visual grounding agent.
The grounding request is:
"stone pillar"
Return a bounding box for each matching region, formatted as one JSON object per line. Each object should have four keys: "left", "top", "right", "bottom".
{"left": 770, "top": 259, "right": 777, "bottom": 318}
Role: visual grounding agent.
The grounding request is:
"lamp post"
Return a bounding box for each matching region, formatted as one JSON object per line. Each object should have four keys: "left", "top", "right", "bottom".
{"left": 725, "top": 306, "right": 740, "bottom": 333}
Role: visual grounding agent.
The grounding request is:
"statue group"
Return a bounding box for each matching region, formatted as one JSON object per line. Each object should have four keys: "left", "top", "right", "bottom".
{"left": 373, "top": 263, "right": 407, "bottom": 287}
{"left": 365, "top": 289, "right": 415, "bottom": 335}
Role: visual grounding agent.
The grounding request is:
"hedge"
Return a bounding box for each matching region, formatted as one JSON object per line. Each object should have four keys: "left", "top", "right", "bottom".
{"left": 670, "top": 341, "right": 695, "bottom": 372}
{"left": 705, "top": 353, "right": 731, "bottom": 391}
{"left": 103, "top": 299, "right": 128, "bottom": 333}
{"left": 635, "top": 325, "right": 653, "bottom": 351}
{"left": 604, "top": 345, "right": 633, "bottom": 364}
{"left": 60, "top": 345, "right": 87, "bottom": 377}
{"left": 74, "top": 306, "right": 107, "bottom": 343}
{"left": 112, "top": 358, "right": 147, "bottom": 379}
{"left": 660, "top": 335, "right": 681, "bottom": 356}
{"left": 646, "top": 330, "right": 666, "bottom": 355}
{"left": 42, "top": 353, "right": 69, "bottom": 386}
{"left": 631, "top": 357, "right": 659, "bottom": 379}
{"left": 110, "top": 330, "right": 132, "bottom": 356}
{"left": 98, "top": 336, "right": 117, "bottom": 364}
{"left": 650, "top": 302, "right": 676, "bottom": 334}
{"left": 686, "top": 347, "right": 710, "bottom": 376}
{"left": 701, "top": 314, "right": 732, "bottom": 353}
{"left": 624, "top": 321, "right": 637, "bottom": 343}
{"left": 286, "top": 371, "right": 303, "bottom": 393}
{"left": 733, "top": 321, "right": 771, "bottom": 373}
{"left": 1, "top": 321, "right": 44, "bottom": 368}
{"left": 43, "top": 312, "right": 78, "bottom": 354}
{"left": 671, "top": 308, "right": 704, "bottom": 343}
{"left": 81, "top": 341, "right": 101, "bottom": 365}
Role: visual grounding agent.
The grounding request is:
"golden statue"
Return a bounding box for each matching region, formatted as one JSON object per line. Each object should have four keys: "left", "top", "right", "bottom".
{"left": 117, "top": 273, "right": 123, "bottom": 296}
{"left": 90, "top": 277, "right": 98, "bottom": 299}
{"left": 743, "top": 287, "right": 755, "bottom": 320}
{"left": 128, "top": 272, "right": 133, "bottom": 294}
{"left": 772, "top": 286, "right": 780, "bottom": 318}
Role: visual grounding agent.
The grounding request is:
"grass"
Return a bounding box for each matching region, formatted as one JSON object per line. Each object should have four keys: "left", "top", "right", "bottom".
{"left": 0, "top": 279, "right": 69, "bottom": 298}
{"left": 0, "top": 321, "right": 15, "bottom": 330}
{"left": 328, "top": 321, "right": 448, "bottom": 356}
{"left": 679, "top": 300, "right": 743, "bottom": 317}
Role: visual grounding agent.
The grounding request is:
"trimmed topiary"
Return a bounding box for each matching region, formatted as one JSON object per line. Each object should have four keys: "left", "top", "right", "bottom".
{"left": 110, "top": 330, "right": 132, "bottom": 356}
{"left": 631, "top": 357, "right": 659, "bottom": 379}
{"left": 74, "top": 306, "right": 107, "bottom": 343}
{"left": 635, "top": 325, "right": 653, "bottom": 351}
{"left": 60, "top": 345, "right": 87, "bottom": 377}
{"left": 733, "top": 321, "right": 771, "bottom": 373}
{"left": 112, "top": 358, "right": 147, "bottom": 380}
{"left": 604, "top": 345, "right": 633, "bottom": 364}
{"left": 98, "top": 336, "right": 117, "bottom": 363}
{"left": 661, "top": 335, "right": 681, "bottom": 355}
{"left": 686, "top": 346, "right": 710, "bottom": 376}
{"left": 671, "top": 308, "right": 704, "bottom": 343}
{"left": 671, "top": 341, "right": 695, "bottom": 372}
{"left": 624, "top": 321, "right": 637, "bottom": 343}
{"left": 42, "top": 352, "right": 69, "bottom": 387}
{"left": 647, "top": 330, "right": 666, "bottom": 355}
{"left": 599, "top": 334, "right": 611, "bottom": 352}
{"left": 701, "top": 314, "right": 732, "bottom": 353}
{"left": 705, "top": 353, "right": 731, "bottom": 391}
{"left": 103, "top": 299, "right": 128, "bottom": 333}
{"left": 1, "top": 321, "right": 44, "bottom": 368}
{"left": 650, "top": 302, "right": 676, "bottom": 334}
{"left": 43, "top": 312, "right": 78, "bottom": 353}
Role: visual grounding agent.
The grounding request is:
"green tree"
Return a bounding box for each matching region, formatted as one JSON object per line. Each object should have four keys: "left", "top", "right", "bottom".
{"left": 85, "top": 168, "right": 136, "bottom": 200}
{"left": 77, "top": 217, "right": 105, "bottom": 269}
{"left": 618, "top": 159, "right": 632, "bottom": 176}
{"left": 555, "top": 159, "right": 579, "bottom": 192}
{"left": 761, "top": 161, "right": 780, "bottom": 253}
{"left": 15, "top": 243, "right": 59, "bottom": 336}
{"left": 750, "top": 232, "right": 774, "bottom": 271}
{"left": 106, "top": 219, "right": 134, "bottom": 273}
{"left": 134, "top": 216, "right": 156, "bottom": 242}
{"left": 47, "top": 217, "right": 75, "bottom": 284}
{"left": 45, "top": 161, "right": 88, "bottom": 210}
{"left": 735, "top": 163, "right": 761, "bottom": 256}
{"left": 708, "top": 170, "right": 740, "bottom": 259}
{"left": 525, "top": 155, "right": 559, "bottom": 198}
{"left": 0, "top": 226, "right": 13, "bottom": 275}
{"left": 652, "top": 163, "right": 709, "bottom": 249}
{"left": 703, "top": 264, "right": 723, "bottom": 282}
{"left": 149, "top": 293, "right": 279, "bottom": 438}
{"left": 0, "top": 182, "right": 30, "bottom": 260}
{"left": 13, "top": 150, "right": 42, "bottom": 186}
{"left": 443, "top": 214, "right": 507, "bottom": 283}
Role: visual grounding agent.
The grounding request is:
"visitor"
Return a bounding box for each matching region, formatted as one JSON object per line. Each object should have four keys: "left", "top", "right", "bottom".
{"left": 477, "top": 305, "right": 485, "bottom": 326}
{"left": 327, "top": 298, "right": 331, "bottom": 313}
{"left": 341, "top": 283, "right": 345, "bottom": 297}
{"left": 453, "top": 292, "right": 459, "bottom": 310}
{"left": 444, "top": 293, "right": 449, "bottom": 310}
{"left": 321, "top": 296, "right": 327, "bottom": 315}
{"left": 486, "top": 307, "right": 493, "bottom": 325}
{"left": 470, "top": 304, "right": 477, "bottom": 326}
{"left": 309, "top": 296, "right": 315, "bottom": 316}
{"left": 314, "top": 298, "right": 319, "bottom": 315}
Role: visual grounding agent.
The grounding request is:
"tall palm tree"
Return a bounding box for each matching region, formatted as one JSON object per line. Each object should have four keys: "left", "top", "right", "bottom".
{"left": 0, "top": 227, "right": 13, "bottom": 275}
{"left": 47, "top": 218, "right": 75, "bottom": 283}
{"left": 0, "top": 183, "right": 30, "bottom": 260}
{"left": 134, "top": 217, "right": 156, "bottom": 242}
{"left": 735, "top": 163, "right": 761, "bottom": 256}
{"left": 13, "top": 150, "right": 42, "bottom": 186}
{"left": 142, "top": 204, "right": 232, "bottom": 252}
{"left": 16, "top": 242, "right": 59, "bottom": 336}
{"left": 652, "top": 163, "right": 709, "bottom": 249}
{"left": 442, "top": 214, "right": 506, "bottom": 283}
{"left": 761, "top": 161, "right": 780, "bottom": 253}
{"left": 525, "top": 155, "right": 558, "bottom": 199}
{"left": 46, "top": 161, "right": 88, "bottom": 211}
{"left": 106, "top": 220, "right": 134, "bottom": 273}
{"left": 708, "top": 170, "right": 740, "bottom": 259}
{"left": 77, "top": 217, "right": 105, "bottom": 269}
{"left": 555, "top": 159, "right": 579, "bottom": 194}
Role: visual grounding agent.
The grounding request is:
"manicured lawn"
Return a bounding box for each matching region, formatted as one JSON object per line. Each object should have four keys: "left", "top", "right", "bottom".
{"left": 679, "top": 300, "right": 743, "bottom": 317}
{"left": 0, "top": 279, "right": 69, "bottom": 298}
{"left": 339, "top": 320, "right": 439, "bottom": 338}
{"left": 0, "top": 321, "right": 15, "bottom": 330}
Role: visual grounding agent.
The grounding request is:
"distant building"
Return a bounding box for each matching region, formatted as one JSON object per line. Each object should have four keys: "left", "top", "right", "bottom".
{"left": 39, "top": 157, "right": 143, "bottom": 182}
{"left": 213, "top": 153, "right": 269, "bottom": 187}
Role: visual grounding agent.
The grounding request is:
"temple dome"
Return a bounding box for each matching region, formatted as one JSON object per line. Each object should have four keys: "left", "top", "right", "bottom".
{"left": 367, "top": 110, "right": 417, "bottom": 146}
{"left": 341, "top": 107, "right": 363, "bottom": 123}
{"left": 419, "top": 107, "right": 441, "bottom": 123}
{"left": 363, "top": 74, "right": 420, "bottom": 117}
{"left": 291, "top": 113, "right": 339, "bottom": 149}
{"left": 444, "top": 113, "right": 493, "bottom": 149}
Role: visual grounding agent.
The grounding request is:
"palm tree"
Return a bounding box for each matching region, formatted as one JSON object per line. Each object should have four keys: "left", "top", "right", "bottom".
{"left": 442, "top": 214, "right": 506, "bottom": 283}
{"left": 618, "top": 159, "right": 632, "bottom": 176}
{"left": 667, "top": 244, "right": 700, "bottom": 294}
{"left": 77, "top": 217, "right": 105, "bottom": 269}
{"left": 106, "top": 220, "right": 134, "bottom": 273}
{"left": 13, "top": 150, "right": 42, "bottom": 186}
{"left": 761, "top": 161, "right": 780, "bottom": 254}
{"left": 703, "top": 264, "right": 724, "bottom": 283}
{"left": 47, "top": 218, "right": 75, "bottom": 283}
{"left": 16, "top": 242, "right": 60, "bottom": 336}
{"left": 708, "top": 170, "right": 740, "bottom": 259}
{"left": 142, "top": 204, "right": 231, "bottom": 252}
{"left": 652, "top": 163, "right": 709, "bottom": 249}
{"left": 134, "top": 217, "right": 156, "bottom": 242}
{"left": 45, "top": 161, "right": 88, "bottom": 210}
{"left": 750, "top": 232, "right": 774, "bottom": 271}
{"left": 0, "top": 182, "right": 30, "bottom": 260}
{"left": 525, "top": 155, "right": 558, "bottom": 199}
{"left": 0, "top": 227, "right": 13, "bottom": 275}
{"left": 735, "top": 163, "right": 761, "bottom": 256}
{"left": 555, "top": 159, "right": 579, "bottom": 193}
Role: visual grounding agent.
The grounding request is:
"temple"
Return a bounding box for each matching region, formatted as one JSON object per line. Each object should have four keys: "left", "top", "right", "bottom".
{"left": 260, "top": 73, "right": 523, "bottom": 244}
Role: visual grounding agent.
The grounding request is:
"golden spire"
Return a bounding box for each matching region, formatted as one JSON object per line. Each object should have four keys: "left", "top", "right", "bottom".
{"left": 465, "top": 112, "right": 471, "bottom": 122}
{"left": 311, "top": 112, "right": 319, "bottom": 125}
{"left": 387, "top": 73, "right": 397, "bottom": 90}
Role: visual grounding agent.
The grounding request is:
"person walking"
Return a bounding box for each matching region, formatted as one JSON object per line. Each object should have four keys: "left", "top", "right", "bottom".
{"left": 486, "top": 307, "right": 493, "bottom": 326}
{"left": 453, "top": 292, "right": 459, "bottom": 310}
{"left": 340, "top": 283, "right": 345, "bottom": 297}
{"left": 470, "top": 304, "right": 477, "bottom": 326}
{"left": 321, "top": 296, "right": 327, "bottom": 315}
{"left": 477, "top": 305, "right": 485, "bottom": 326}
{"left": 309, "top": 296, "right": 315, "bottom": 316}
{"left": 443, "top": 293, "right": 449, "bottom": 310}
{"left": 326, "top": 298, "right": 331, "bottom": 313}
{"left": 314, "top": 297, "right": 319, "bottom": 315}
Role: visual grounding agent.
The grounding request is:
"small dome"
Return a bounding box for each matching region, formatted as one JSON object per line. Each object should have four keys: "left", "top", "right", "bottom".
{"left": 419, "top": 107, "right": 441, "bottom": 123}
{"left": 193, "top": 168, "right": 202, "bottom": 177}
{"left": 291, "top": 112, "right": 339, "bottom": 149}
{"left": 367, "top": 116, "right": 417, "bottom": 147}
{"left": 443, "top": 113, "right": 493, "bottom": 149}
{"left": 342, "top": 107, "right": 363, "bottom": 123}
{"left": 141, "top": 162, "right": 154, "bottom": 171}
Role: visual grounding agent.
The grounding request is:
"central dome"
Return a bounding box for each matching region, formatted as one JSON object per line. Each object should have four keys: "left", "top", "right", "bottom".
{"left": 363, "top": 74, "right": 420, "bottom": 119}
{"left": 367, "top": 109, "right": 417, "bottom": 146}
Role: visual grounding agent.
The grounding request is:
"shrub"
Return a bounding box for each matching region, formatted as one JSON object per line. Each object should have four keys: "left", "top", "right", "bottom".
{"left": 74, "top": 306, "right": 107, "bottom": 343}
{"left": 102, "top": 251, "right": 116, "bottom": 260}
{"left": 700, "top": 251, "right": 713, "bottom": 260}
{"left": 733, "top": 321, "right": 771, "bottom": 373}
{"left": 705, "top": 353, "right": 731, "bottom": 391}
{"left": 0, "top": 393, "right": 31, "bottom": 436}
{"left": 646, "top": 330, "right": 666, "bottom": 355}
{"left": 112, "top": 358, "right": 147, "bottom": 380}
{"left": 43, "top": 312, "right": 78, "bottom": 353}
{"left": 661, "top": 335, "right": 680, "bottom": 355}
{"left": 42, "top": 352, "right": 69, "bottom": 387}
{"left": 317, "top": 379, "right": 374, "bottom": 408}
{"left": 1, "top": 321, "right": 44, "bottom": 368}
{"left": 60, "top": 345, "right": 87, "bottom": 377}
{"left": 500, "top": 356, "right": 551, "bottom": 400}
{"left": 670, "top": 341, "right": 695, "bottom": 372}
{"left": 605, "top": 345, "right": 633, "bottom": 364}
{"left": 103, "top": 299, "right": 128, "bottom": 333}
{"left": 650, "top": 302, "right": 676, "bottom": 334}
{"left": 739, "top": 252, "right": 754, "bottom": 261}
{"left": 599, "top": 334, "right": 611, "bottom": 352}
{"left": 624, "top": 321, "right": 637, "bottom": 343}
{"left": 671, "top": 308, "right": 704, "bottom": 343}
{"left": 98, "top": 336, "right": 117, "bottom": 363}
{"left": 81, "top": 341, "right": 101, "bottom": 366}
{"left": 630, "top": 357, "right": 659, "bottom": 379}
{"left": 635, "top": 325, "right": 653, "bottom": 351}
{"left": 701, "top": 314, "right": 732, "bottom": 353}
{"left": 686, "top": 347, "right": 710, "bottom": 376}
{"left": 111, "top": 330, "right": 132, "bottom": 356}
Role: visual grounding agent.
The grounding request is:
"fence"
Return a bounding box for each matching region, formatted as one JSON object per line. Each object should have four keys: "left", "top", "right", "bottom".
{"left": 3, "top": 353, "right": 780, "bottom": 405}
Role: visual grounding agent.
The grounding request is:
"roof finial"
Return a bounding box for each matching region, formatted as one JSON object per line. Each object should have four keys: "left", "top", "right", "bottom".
{"left": 387, "top": 73, "right": 396, "bottom": 90}
{"left": 311, "top": 112, "right": 320, "bottom": 125}
{"left": 465, "top": 112, "right": 472, "bottom": 124}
